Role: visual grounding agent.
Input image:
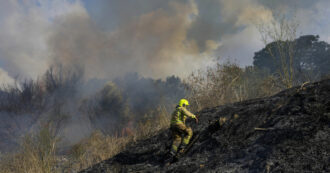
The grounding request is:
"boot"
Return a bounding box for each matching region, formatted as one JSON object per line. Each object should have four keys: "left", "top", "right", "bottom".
{"left": 178, "top": 144, "right": 188, "bottom": 154}
{"left": 164, "top": 151, "right": 176, "bottom": 166}
{"left": 169, "top": 150, "right": 176, "bottom": 157}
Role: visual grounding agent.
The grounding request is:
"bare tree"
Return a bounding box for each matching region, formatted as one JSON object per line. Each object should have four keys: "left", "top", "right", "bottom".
{"left": 257, "top": 13, "right": 299, "bottom": 88}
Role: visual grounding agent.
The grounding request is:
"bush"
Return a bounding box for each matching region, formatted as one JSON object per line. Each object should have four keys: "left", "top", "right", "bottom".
{"left": 184, "top": 62, "right": 282, "bottom": 112}
{"left": 0, "top": 125, "right": 58, "bottom": 173}
{"left": 66, "top": 131, "right": 131, "bottom": 172}
{"left": 65, "top": 106, "right": 170, "bottom": 172}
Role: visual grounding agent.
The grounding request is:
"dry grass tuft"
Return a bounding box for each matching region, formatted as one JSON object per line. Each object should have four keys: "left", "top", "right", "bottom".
{"left": 0, "top": 125, "right": 58, "bottom": 173}
{"left": 65, "top": 131, "right": 132, "bottom": 172}
{"left": 0, "top": 107, "right": 170, "bottom": 173}
{"left": 184, "top": 62, "right": 282, "bottom": 112}
{"left": 65, "top": 106, "right": 170, "bottom": 172}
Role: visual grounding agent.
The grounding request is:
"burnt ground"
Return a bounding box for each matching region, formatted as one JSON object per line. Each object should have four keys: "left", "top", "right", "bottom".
{"left": 81, "top": 80, "right": 330, "bottom": 173}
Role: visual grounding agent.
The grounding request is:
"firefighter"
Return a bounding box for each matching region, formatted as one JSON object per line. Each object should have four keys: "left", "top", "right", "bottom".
{"left": 169, "top": 99, "right": 198, "bottom": 156}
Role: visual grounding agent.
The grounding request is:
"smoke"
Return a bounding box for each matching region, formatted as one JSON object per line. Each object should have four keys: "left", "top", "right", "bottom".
{"left": 0, "top": 68, "right": 15, "bottom": 86}
{"left": 0, "top": 0, "right": 330, "bottom": 152}
{"left": 0, "top": 65, "right": 187, "bottom": 151}
{"left": 0, "top": 112, "right": 38, "bottom": 151}
{"left": 295, "top": 0, "right": 330, "bottom": 42}
{"left": 214, "top": 0, "right": 274, "bottom": 65}
{"left": 48, "top": 0, "right": 216, "bottom": 79}
{"left": 0, "top": 0, "right": 329, "bottom": 80}
{"left": 0, "top": 1, "right": 48, "bottom": 79}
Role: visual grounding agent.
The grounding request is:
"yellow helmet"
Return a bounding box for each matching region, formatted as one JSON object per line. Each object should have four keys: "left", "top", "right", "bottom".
{"left": 178, "top": 99, "right": 189, "bottom": 107}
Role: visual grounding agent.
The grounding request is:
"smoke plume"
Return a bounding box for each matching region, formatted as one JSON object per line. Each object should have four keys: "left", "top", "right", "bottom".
{"left": 0, "top": 0, "right": 329, "bottom": 80}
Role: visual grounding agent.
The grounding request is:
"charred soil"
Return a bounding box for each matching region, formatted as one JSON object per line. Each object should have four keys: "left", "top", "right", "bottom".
{"left": 81, "top": 79, "right": 330, "bottom": 173}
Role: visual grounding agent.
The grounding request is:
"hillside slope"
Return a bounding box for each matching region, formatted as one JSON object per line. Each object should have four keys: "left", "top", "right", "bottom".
{"left": 81, "top": 80, "right": 330, "bottom": 173}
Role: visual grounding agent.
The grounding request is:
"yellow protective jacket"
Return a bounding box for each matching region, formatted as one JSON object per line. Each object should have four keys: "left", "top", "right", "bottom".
{"left": 171, "top": 105, "right": 196, "bottom": 125}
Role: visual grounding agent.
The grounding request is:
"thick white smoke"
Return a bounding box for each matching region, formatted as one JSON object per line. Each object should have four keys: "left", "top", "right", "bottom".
{"left": 0, "top": 0, "right": 85, "bottom": 80}
{"left": 0, "top": 68, "right": 15, "bottom": 86}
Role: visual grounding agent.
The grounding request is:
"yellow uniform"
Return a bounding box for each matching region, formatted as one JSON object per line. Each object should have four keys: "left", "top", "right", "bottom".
{"left": 170, "top": 105, "right": 196, "bottom": 154}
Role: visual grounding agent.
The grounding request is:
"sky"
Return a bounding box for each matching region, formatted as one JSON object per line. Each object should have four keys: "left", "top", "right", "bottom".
{"left": 0, "top": 0, "right": 329, "bottom": 85}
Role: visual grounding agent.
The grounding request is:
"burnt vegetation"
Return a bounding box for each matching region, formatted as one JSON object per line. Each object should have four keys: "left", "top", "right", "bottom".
{"left": 0, "top": 35, "right": 330, "bottom": 172}
{"left": 81, "top": 79, "right": 330, "bottom": 173}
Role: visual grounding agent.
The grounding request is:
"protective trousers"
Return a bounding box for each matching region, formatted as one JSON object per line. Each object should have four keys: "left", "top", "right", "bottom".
{"left": 170, "top": 123, "right": 193, "bottom": 154}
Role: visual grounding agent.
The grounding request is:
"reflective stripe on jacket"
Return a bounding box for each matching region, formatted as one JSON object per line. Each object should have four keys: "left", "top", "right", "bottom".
{"left": 171, "top": 105, "right": 196, "bottom": 125}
